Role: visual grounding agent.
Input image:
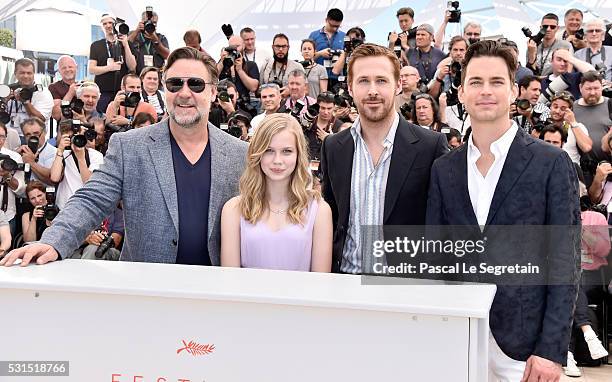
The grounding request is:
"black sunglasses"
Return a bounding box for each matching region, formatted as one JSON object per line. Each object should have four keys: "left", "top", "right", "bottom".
{"left": 540, "top": 25, "right": 557, "bottom": 30}
{"left": 164, "top": 77, "right": 211, "bottom": 93}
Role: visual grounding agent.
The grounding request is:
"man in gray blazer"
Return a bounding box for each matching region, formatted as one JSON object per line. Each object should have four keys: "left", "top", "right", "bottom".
{"left": 1, "top": 47, "right": 247, "bottom": 267}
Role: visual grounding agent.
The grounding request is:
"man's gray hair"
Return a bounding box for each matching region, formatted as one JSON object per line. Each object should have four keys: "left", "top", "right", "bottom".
{"left": 288, "top": 69, "right": 307, "bottom": 81}
{"left": 463, "top": 21, "right": 482, "bottom": 33}
{"left": 76, "top": 82, "right": 101, "bottom": 98}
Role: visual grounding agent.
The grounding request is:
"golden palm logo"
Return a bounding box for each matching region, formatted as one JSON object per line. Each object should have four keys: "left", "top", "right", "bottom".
{"left": 176, "top": 340, "right": 215, "bottom": 356}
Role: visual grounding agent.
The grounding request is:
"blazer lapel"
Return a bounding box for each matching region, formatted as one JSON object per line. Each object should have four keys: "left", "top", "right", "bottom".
{"left": 451, "top": 145, "right": 479, "bottom": 226}
{"left": 147, "top": 121, "right": 179, "bottom": 232}
{"left": 384, "top": 121, "right": 417, "bottom": 223}
{"left": 334, "top": 132, "right": 355, "bottom": 226}
{"left": 207, "top": 124, "right": 229, "bottom": 243}
{"left": 485, "top": 129, "right": 533, "bottom": 226}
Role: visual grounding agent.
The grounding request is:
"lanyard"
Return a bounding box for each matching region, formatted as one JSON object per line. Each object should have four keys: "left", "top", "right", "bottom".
{"left": 244, "top": 50, "right": 255, "bottom": 63}
{"left": 539, "top": 43, "right": 555, "bottom": 71}
{"left": 268, "top": 62, "right": 287, "bottom": 83}
{"left": 586, "top": 47, "right": 606, "bottom": 65}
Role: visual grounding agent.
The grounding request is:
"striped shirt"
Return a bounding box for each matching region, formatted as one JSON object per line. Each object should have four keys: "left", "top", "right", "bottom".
{"left": 341, "top": 113, "right": 400, "bottom": 274}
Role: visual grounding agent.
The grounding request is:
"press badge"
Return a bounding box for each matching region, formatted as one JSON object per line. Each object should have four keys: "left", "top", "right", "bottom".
{"left": 144, "top": 55, "right": 154, "bottom": 67}
{"left": 323, "top": 59, "right": 332, "bottom": 68}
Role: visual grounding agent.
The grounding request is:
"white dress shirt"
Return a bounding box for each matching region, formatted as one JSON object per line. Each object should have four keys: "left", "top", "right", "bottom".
{"left": 467, "top": 122, "right": 518, "bottom": 226}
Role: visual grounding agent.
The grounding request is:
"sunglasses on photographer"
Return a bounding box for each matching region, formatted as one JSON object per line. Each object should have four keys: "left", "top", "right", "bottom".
{"left": 164, "top": 77, "right": 212, "bottom": 93}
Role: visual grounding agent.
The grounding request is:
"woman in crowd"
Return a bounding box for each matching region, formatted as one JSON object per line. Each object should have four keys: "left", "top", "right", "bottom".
{"left": 21, "top": 181, "right": 54, "bottom": 243}
{"left": 140, "top": 66, "right": 166, "bottom": 121}
{"left": 410, "top": 93, "right": 449, "bottom": 132}
{"left": 300, "top": 39, "right": 328, "bottom": 98}
{"left": 220, "top": 113, "right": 332, "bottom": 272}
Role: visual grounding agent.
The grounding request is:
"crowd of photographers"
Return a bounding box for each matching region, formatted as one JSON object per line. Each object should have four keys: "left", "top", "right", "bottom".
{"left": 0, "top": 3, "right": 611, "bottom": 369}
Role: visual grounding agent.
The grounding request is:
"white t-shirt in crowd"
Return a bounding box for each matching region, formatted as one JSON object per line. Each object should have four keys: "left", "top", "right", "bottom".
{"left": 563, "top": 122, "right": 589, "bottom": 164}
{"left": 6, "top": 87, "right": 53, "bottom": 136}
{"left": 0, "top": 147, "right": 26, "bottom": 221}
{"left": 56, "top": 148, "right": 104, "bottom": 209}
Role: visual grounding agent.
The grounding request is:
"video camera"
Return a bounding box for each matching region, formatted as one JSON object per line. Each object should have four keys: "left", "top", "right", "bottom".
{"left": 113, "top": 17, "right": 130, "bottom": 36}
{"left": 447, "top": 1, "right": 461, "bottom": 23}
{"left": 522, "top": 26, "right": 546, "bottom": 45}
{"left": 9, "top": 83, "right": 42, "bottom": 102}
{"left": 143, "top": 6, "right": 156, "bottom": 34}
{"left": 38, "top": 186, "right": 60, "bottom": 221}
{"left": 60, "top": 99, "right": 84, "bottom": 119}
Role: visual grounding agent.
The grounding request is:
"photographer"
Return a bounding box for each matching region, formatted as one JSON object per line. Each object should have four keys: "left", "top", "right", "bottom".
{"left": 216, "top": 35, "right": 259, "bottom": 99}
{"left": 50, "top": 121, "right": 104, "bottom": 209}
{"left": 210, "top": 79, "right": 239, "bottom": 128}
{"left": 105, "top": 74, "right": 157, "bottom": 127}
{"left": 435, "top": 11, "right": 482, "bottom": 49}
{"left": 131, "top": 112, "right": 156, "bottom": 128}
{"left": 308, "top": 8, "right": 345, "bottom": 87}
{"left": 183, "top": 30, "right": 208, "bottom": 55}
{"left": 71, "top": 82, "right": 103, "bottom": 124}
{"left": 283, "top": 70, "right": 316, "bottom": 115}
{"left": 406, "top": 24, "right": 446, "bottom": 82}
{"left": 17, "top": 118, "right": 56, "bottom": 186}
{"left": 395, "top": 65, "right": 420, "bottom": 112}
{"left": 304, "top": 92, "right": 342, "bottom": 160}
{"left": 50, "top": 55, "right": 78, "bottom": 122}
{"left": 429, "top": 36, "right": 467, "bottom": 96}
{"left": 259, "top": 34, "right": 305, "bottom": 97}
{"left": 226, "top": 110, "right": 251, "bottom": 141}
{"left": 88, "top": 14, "right": 137, "bottom": 113}
{"left": 540, "top": 48, "right": 595, "bottom": 102}
{"left": 21, "top": 181, "right": 55, "bottom": 243}
{"left": 5, "top": 58, "right": 53, "bottom": 140}
{"left": 0, "top": 122, "right": 26, "bottom": 235}
{"left": 140, "top": 66, "right": 167, "bottom": 120}
{"left": 549, "top": 91, "right": 592, "bottom": 164}
{"left": 560, "top": 9, "right": 587, "bottom": 51}
{"left": 74, "top": 204, "right": 123, "bottom": 261}
{"left": 526, "top": 13, "right": 573, "bottom": 76}
{"left": 512, "top": 75, "right": 550, "bottom": 134}
{"left": 331, "top": 27, "right": 366, "bottom": 77}
{"left": 300, "top": 39, "right": 328, "bottom": 98}
{"left": 575, "top": 19, "right": 612, "bottom": 82}
{"left": 388, "top": 7, "right": 416, "bottom": 65}
{"left": 250, "top": 83, "right": 282, "bottom": 133}
{"left": 127, "top": 8, "right": 169, "bottom": 69}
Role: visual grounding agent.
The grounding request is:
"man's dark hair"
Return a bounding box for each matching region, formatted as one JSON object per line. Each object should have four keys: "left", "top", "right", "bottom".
{"left": 396, "top": 7, "right": 415, "bottom": 19}
{"left": 449, "top": 35, "right": 468, "bottom": 51}
{"left": 580, "top": 70, "right": 603, "bottom": 85}
{"left": 132, "top": 112, "right": 156, "bottom": 127}
{"left": 165, "top": 47, "right": 219, "bottom": 85}
{"left": 240, "top": 27, "right": 255, "bottom": 35}
{"left": 564, "top": 8, "right": 583, "bottom": 18}
{"left": 501, "top": 39, "right": 518, "bottom": 53}
{"left": 539, "top": 123, "right": 567, "bottom": 143}
{"left": 183, "top": 30, "right": 201, "bottom": 45}
{"left": 347, "top": 27, "right": 366, "bottom": 40}
{"left": 445, "top": 128, "right": 462, "bottom": 145}
{"left": 517, "top": 75, "right": 540, "bottom": 93}
{"left": 542, "top": 13, "right": 559, "bottom": 23}
{"left": 317, "top": 92, "right": 335, "bottom": 104}
{"left": 15, "top": 58, "right": 34, "bottom": 72}
{"left": 461, "top": 40, "right": 517, "bottom": 85}
{"left": 272, "top": 33, "right": 289, "bottom": 44}
{"left": 327, "top": 8, "right": 343, "bottom": 22}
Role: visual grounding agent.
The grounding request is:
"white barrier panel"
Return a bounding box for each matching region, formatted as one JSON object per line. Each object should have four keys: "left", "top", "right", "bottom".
{"left": 0, "top": 260, "right": 496, "bottom": 382}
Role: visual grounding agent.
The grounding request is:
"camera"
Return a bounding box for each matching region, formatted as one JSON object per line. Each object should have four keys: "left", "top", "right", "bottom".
{"left": 389, "top": 28, "right": 417, "bottom": 47}
{"left": 399, "top": 102, "right": 412, "bottom": 121}
{"left": 416, "top": 78, "right": 430, "bottom": 94}
{"left": 236, "top": 95, "right": 258, "bottom": 118}
{"left": 120, "top": 92, "right": 141, "bottom": 108}
{"left": 217, "top": 82, "right": 232, "bottom": 103}
{"left": 95, "top": 233, "right": 116, "bottom": 259}
{"left": 221, "top": 24, "right": 234, "bottom": 39}
{"left": 332, "top": 81, "right": 353, "bottom": 108}
{"left": 0, "top": 154, "right": 28, "bottom": 173}
{"left": 448, "top": 1, "right": 461, "bottom": 23}
{"left": 9, "top": 83, "right": 42, "bottom": 102}
{"left": 539, "top": 75, "right": 571, "bottom": 103}
{"left": 329, "top": 49, "right": 343, "bottom": 64}
{"left": 574, "top": 28, "right": 584, "bottom": 40}
{"left": 289, "top": 99, "right": 306, "bottom": 120}
{"left": 27, "top": 135, "right": 39, "bottom": 154}
{"left": 60, "top": 99, "right": 85, "bottom": 119}
{"left": 63, "top": 120, "right": 94, "bottom": 149}
{"left": 40, "top": 186, "right": 60, "bottom": 221}
{"left": 113, "top": 17, "right": 130, "bottom": 36}
{"left": 445, "top": 64, "right": 462, "bottom": 107}
{"left": 343, "top": 36, "right": 363, "bottom": 55}
{"left": 226, "top": 119, "right": 243, "bottom": 138}
{"left": 299, "top": 59, "right": 313, "bottom": 69}
{"left": 300, "top": 104, "right": 320, "bottom": 128}
{"left": 143, "top": 6, "right": 156, "bottom": 34}
{"left": 222, "top": 46, "right": 241, "bottom": 69}
{"left": 522, "top": 26, "right": 546, "bottom": 45}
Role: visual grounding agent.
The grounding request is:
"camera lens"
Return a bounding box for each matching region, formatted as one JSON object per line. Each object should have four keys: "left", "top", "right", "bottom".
{"left": 71, "top": 134, "right": 87, "bottom": 148}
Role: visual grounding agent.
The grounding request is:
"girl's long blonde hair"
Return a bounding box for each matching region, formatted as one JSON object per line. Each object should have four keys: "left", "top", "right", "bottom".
{"left": 239, "top": 113, "right": 319, "bottom": 225}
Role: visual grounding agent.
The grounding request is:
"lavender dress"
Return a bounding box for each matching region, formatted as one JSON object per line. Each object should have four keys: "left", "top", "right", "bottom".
{"left": 240, "top": 199, "right": 319, "bottom": 271}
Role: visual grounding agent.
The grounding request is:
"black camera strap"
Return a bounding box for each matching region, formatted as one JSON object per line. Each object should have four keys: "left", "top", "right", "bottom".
{"left": 586, "top": 46, "right": 606, "bottom": 65}
{"left": 141, "top": 90, "right": 165, "bottom": 113}
{"left": 269, "top": 62, "right": 287, "bottom": 84}
{"left": 0, "top": 183, "right": 7, "bottom": 212}
{"left": 539, "top": 43, "right": 555, "bottom": 72}
{"left": 417, "top": 49, "right": 432, "bottom": 80}
{"left": 59, "top": 150, "right": 91, "bottom": 183}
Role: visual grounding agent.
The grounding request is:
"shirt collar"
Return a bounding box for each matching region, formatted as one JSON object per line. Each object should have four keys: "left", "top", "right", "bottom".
{"left": 351, "top": 112, "right": 400, "bottom": 149}
{"left": 578, "top": 96, "right": 605, "bottom": 106}
{"left": 468, "top": 121, "right": 518, "bottom": 164}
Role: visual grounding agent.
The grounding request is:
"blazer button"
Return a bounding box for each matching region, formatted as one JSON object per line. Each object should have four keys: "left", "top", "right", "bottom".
{"left": 172, "top": 239, "right": 177, "bottom": 246}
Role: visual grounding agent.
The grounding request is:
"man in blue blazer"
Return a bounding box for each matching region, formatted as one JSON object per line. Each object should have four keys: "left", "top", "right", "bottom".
{"left": 427, "top": 41, "right": 580, "bottom": 381}
{"left": 1, "top": 47, "right": 247, "bottom": 267}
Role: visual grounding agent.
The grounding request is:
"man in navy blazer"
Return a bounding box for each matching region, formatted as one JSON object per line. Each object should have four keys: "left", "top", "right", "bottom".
{"left": 427, "top": 41, "right": 580, "bottom": 381}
